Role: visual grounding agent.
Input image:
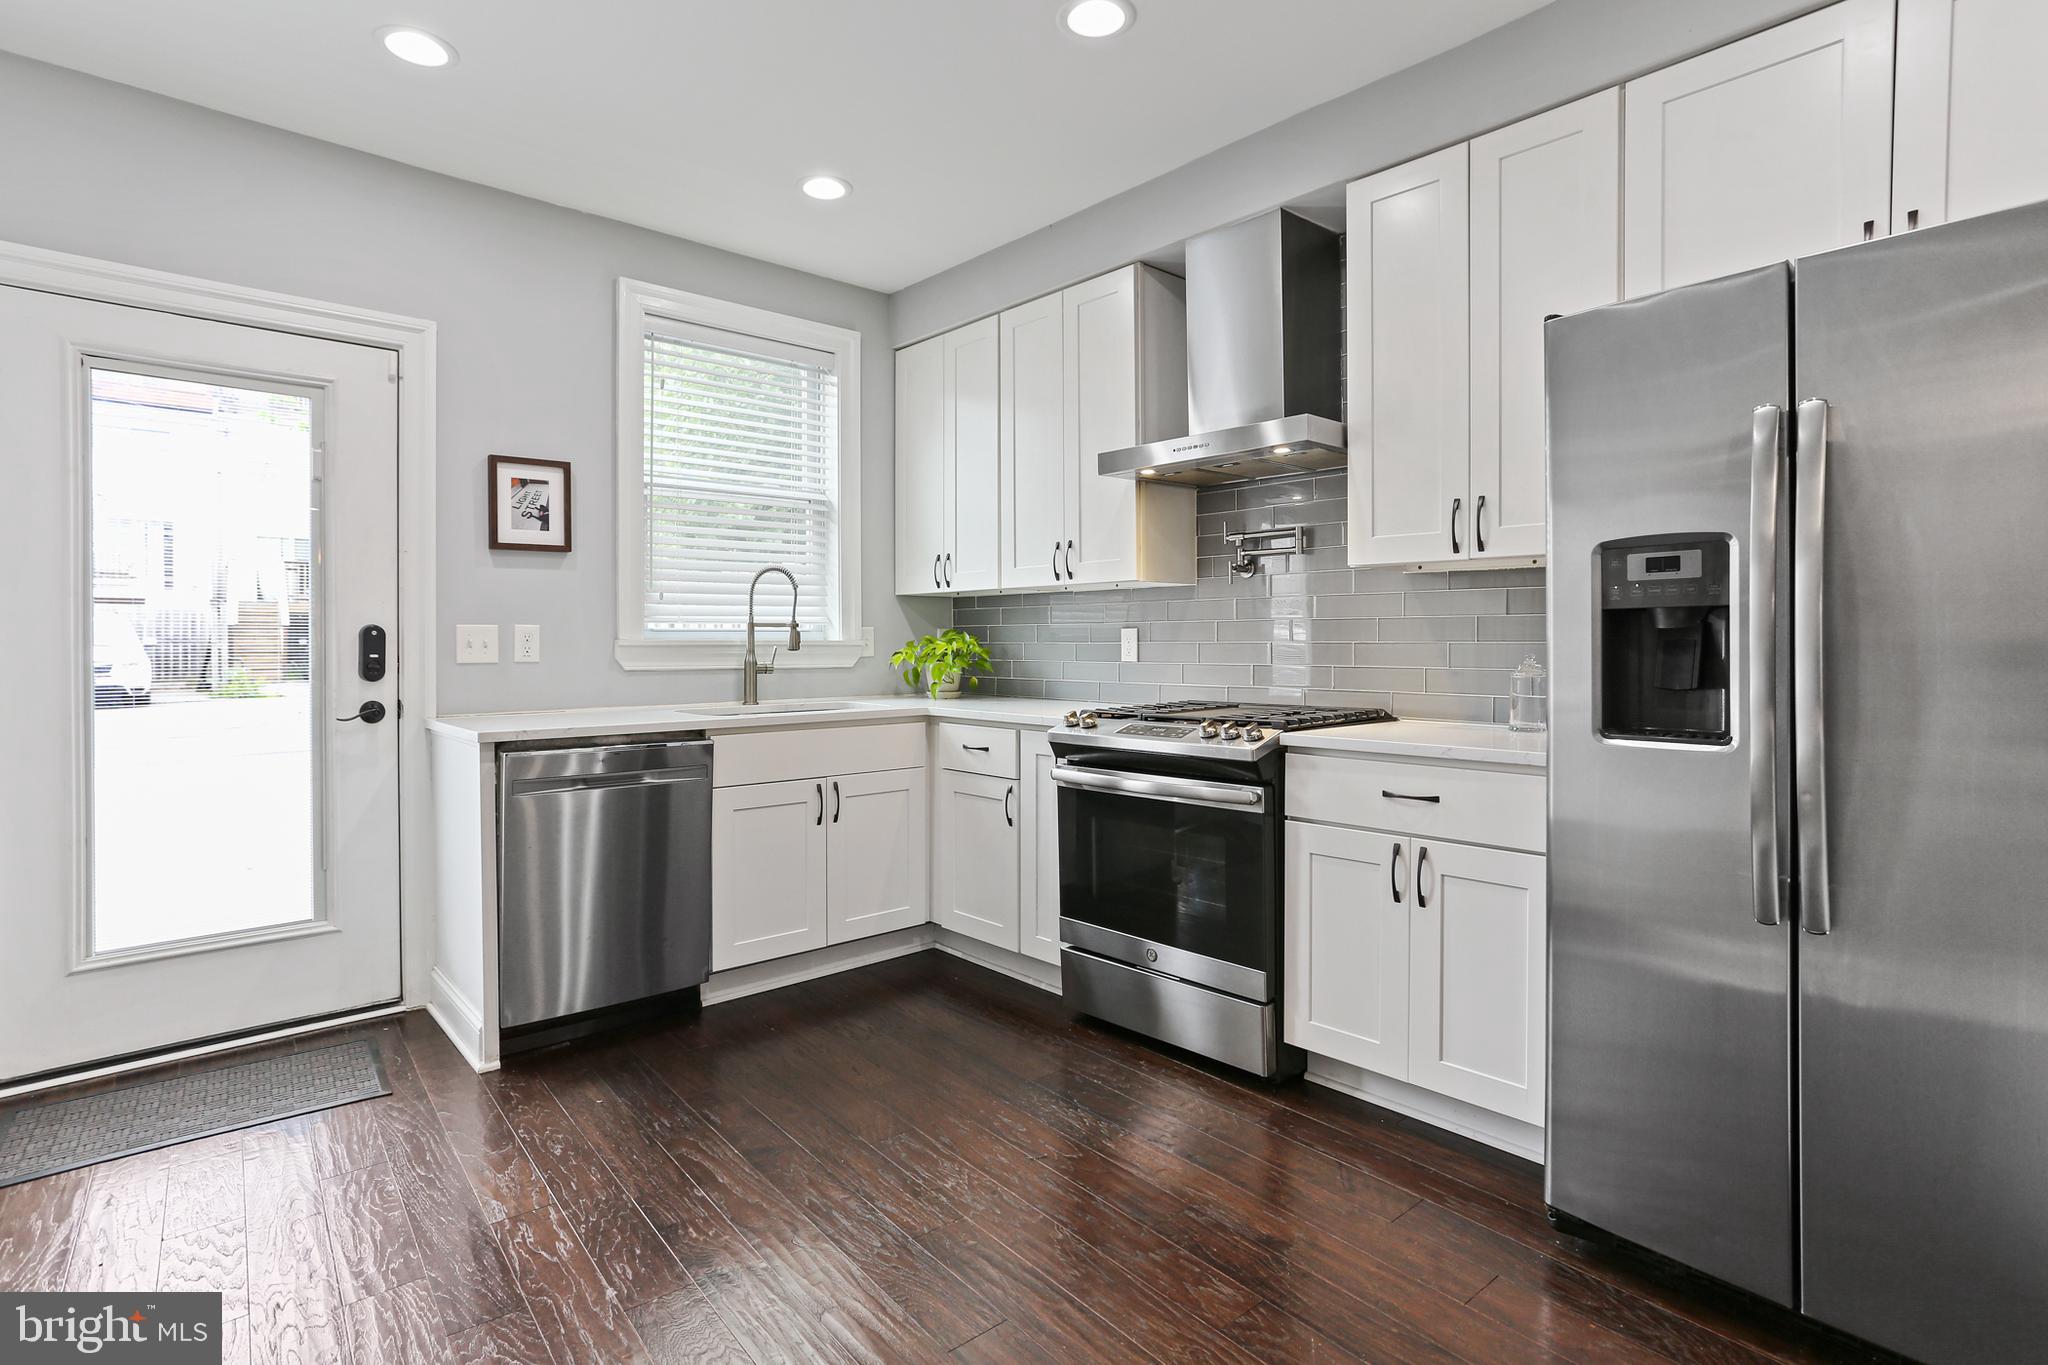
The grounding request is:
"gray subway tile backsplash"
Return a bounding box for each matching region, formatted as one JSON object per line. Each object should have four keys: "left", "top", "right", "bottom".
{"left": 949, "top": 470, "right": 1547, "bottom": 723}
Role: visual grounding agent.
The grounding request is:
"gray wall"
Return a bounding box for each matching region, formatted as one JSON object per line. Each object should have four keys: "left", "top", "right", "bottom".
{"left": 0, "top": 52, "right": 947, "bottom": 716}
{"left": 890, "top": 0, "right": 1820, "bottom": 344}
{"left": 953, "top": 470, "right": 1545, "bottom": 724}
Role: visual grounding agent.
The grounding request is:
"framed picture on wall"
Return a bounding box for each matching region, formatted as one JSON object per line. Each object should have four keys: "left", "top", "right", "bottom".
{"left": 489, "top": 455, "right": 572, "bottom": 552}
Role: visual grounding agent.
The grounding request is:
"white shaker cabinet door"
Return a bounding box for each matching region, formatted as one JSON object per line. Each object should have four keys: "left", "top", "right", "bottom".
{"left": 1283, "top": 821, "right": 1411, "bottom": 1079}
{"left": 1470, "top": 89, "right": 1619, "bottom": 562}
{"left": 826, "top": 768, "right": 928, "bottom": 944}
{"left": 1346, "top": 144, "right": 1472, "bottom": 568}
{"left": 944, "top": 317, "right": 1001, "bottom": 594}
{"left": 1894, "top": 0, "right": 2048, "bottom": 232}
{"left": 712, "top": 778, "right": 830, "bottom": 970}
{"left": 1018, "top": 732, "right": 1063, "bottom": 966}
{"left": 933, "top": 769, "right": 1022, "bottom": 952}
{"left": 999, "top": 293, "right": 1068, "bottom": 590}
{"left": 893, "top": 334, "right": 947, "bottom": 595}
{"left": 1406, "top": 839, "right": 1547, "bottom": 1125}
{"left": 1623, "top": 0, "right": 1894, "bottom": 298}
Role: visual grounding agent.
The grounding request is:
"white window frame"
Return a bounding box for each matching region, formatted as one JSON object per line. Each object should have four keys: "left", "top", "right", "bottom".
{"left": 614, "top": 278, "right": 869, "bottom": 670}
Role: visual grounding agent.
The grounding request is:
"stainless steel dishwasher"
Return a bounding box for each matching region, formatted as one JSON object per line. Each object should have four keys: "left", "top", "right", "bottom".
{"left": 498, "top": 737, "right": 712, "bottom": 1034}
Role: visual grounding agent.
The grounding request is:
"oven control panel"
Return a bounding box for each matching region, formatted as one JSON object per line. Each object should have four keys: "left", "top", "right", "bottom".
{"left": 1120, "top": 723, "right": 1196, "bottom": 738}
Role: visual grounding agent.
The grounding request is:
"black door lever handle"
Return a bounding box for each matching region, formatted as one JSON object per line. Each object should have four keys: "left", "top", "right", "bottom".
{"left": 337, "top": 700, "right": 387, "bottom": 724}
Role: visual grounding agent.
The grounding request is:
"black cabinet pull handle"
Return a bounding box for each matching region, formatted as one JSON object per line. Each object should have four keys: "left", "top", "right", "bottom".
{"left": 1005, "top": 785, "right": 1015, "bottom": 827}
{"left": 963, "top": 744, "right": 990, "bottom": 753}
{"left": 1475, "top": 494, "right": 1487, "bottom": 553}
{"left": 934, "top": 554, "right": 942, "bottom": 590}
{"left": 1381, "top": 789, "right": 1441, "bottom": 803}
{"left": 1417, "top": 845, "right": 1432, "bottom": 909}
{"left": 1052, "top": 541, "right": 1063, "bottom": 580}
{"left": 1391, "top": 842, "right": 1404, "bottom": 905}
{"left": 832, "top": 780, "right": 841, "bottom": 824}
{"left": 815, "top": 782, "right": 824, "bottom": 826}
{"left": 337, "top": 700, "right": 386, "bottom": 724}
{"left": 944, "top": 552, "right": 953, "bottom": 587}
{"left": 1065, "top": 540, "right": 1076, "bottom": 579}
{"left": 1450, "top": 497, "right": 1462, "bottom": 555}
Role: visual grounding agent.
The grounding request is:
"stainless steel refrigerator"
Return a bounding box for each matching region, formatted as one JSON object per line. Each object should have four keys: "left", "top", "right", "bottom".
{"left": 1545, "top": 197, "right": 2048, "bottom": 1365}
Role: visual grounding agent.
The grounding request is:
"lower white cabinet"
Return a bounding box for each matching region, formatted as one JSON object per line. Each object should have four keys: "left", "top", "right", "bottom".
{"left": 1284, "top": 810, "right": 1547, "bottom": 1126}
{"left": 712, "top": 767, "right": 926, "bottom": 971}
{"left": 1018, "top": 731, "right": 1062, "bottom": 965}
{"left": 932, "top": 768, "right": 1021, "bottom": 951}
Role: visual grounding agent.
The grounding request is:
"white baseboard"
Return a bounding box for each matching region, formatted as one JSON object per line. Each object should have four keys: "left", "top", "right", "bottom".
{"left": 1305, "top": 1053, "right": 1545, "bottom": 1163}
{"left": 429, "top": 968, "right": 495, "bottom": 1073}
{"left": 931, "top": 929, "right": 1062, "bottom": 994}
{"left": 701, "top": 927, "right": 937, "bottom": 1006}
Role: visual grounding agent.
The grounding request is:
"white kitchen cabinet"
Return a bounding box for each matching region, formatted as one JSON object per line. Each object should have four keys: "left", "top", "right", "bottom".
{"left": 894, "top": 334, "right": 946, "bottom": 594}
{"left": 1622, "top": 0, "right": 1895, "bottom": 298}
{"left": 1000, "top": 266, "right": 1194, "bottom": 591}
{"left": 1468, "top": 89, "right": 1620, "bottom": 562}
{"left": 1406, "top": 838, "right": 1547, "bottom": 1126}
{"left": 932, "top": 768, "right": 1021, "bottom": 951}
{"left": 712, "top": 777, "right": 830, "bottom": 970}
{"left": 1018, "top": 731, "right": 1062, "bottom": 966}
{"left": 1284, "top": 821, "right": 1411, "bottom": 1079}
{"left": 1346, "top": 145, "right": 1472, "bottom": 567}
{"left": 1893, "top": 0, "right": 2048, "bottom": 232}
{"left": 826, "top": 768, "right": 928, "bottom": 943}
{"left": 893, "top": 317, "right": 998, "bottom": 595}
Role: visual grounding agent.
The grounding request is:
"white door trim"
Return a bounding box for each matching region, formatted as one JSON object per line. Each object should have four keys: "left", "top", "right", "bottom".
{"left": 0, "top": 237, "right": 440, "bottom": 1014}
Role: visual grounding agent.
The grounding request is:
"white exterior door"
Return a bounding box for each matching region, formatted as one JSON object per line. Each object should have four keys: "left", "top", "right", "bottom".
{"left": 826, "top": 768, "right": 928, "bottom": 943}
{"left": 1622, "top": 0, "right": 1895, "bottom": 297}
{"left": 932, "top": 769, "right": 1020, "bottom": 951}
{"left": 712, "top": 778, "right": 829, "bottom": 969}
{"left": 1347, "top": 145, "right": 1472, "bottom": 568}
{"left": 999, "top": 294, "right": 1066, "bottom": 589}
{"left": 893, "top": 334, "right": 946, "bottom": 595}
{"left": 1407, "top": 840, "right": 1547, "bottom": 1125}
{"left": 944, "top": 318, "right": 1001, "bottom": 594}
{"left": 1018, "top": 732, "right": 1063, "bottom": 966}
{"left": 1470, "top": 89, "right": 1620, "bottom": 562}
{"left": 0, "top": 287, "right": 402, "bottom": 1082}
{"left": 1893, "top": 0, "right": 2048, "bottom": 231}
{"left": 1283, "top": 822, "right": 1410, "bottom": 1078}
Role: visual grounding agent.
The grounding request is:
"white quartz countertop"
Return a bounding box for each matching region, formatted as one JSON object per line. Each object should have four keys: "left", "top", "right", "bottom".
{"left": 1279, "top": 719, "right": 1547, "bottom": 768}
{"left": 428, "top": 695, "right": 1546, "bottom": 767}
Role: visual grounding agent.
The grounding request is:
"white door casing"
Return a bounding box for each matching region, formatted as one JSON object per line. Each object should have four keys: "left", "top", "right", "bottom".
{"left": 0, "top": 287, "right": 403, "bottom": 1081}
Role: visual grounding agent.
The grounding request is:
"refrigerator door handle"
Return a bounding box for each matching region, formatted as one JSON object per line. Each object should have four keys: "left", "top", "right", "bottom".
{"left": 1794, "top": 397, "right": 1832, "bottom": 935}
{"left": 1749, "top": 404, "right": 1787, "bottom": 927}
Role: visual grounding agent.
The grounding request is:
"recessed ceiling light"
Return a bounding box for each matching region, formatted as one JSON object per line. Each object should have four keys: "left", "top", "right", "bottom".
{"left": 1139, "top": 468, "right": 1157, "bottom": 477}
{"left": 378, "top": 27, "right": 456, "bottom": 67}
{"left": 1061, "top": 0, "right": 1134, "bottom": 39}
{"left": 1272, "top": 445, "right": 1292, "bottom": 454}
{"left": 802, "top": 175, "right": 850, "bottom": 201}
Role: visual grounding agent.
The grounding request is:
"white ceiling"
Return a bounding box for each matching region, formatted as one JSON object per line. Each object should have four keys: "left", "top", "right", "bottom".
{"left": 0, "top": 0, "right": 1550, "bottom": 292}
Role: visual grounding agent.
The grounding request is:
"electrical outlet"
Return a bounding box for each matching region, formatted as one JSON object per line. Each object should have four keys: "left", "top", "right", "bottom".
{"left": 513, "top": 624, "right": 541, "bottom": 663}
{"left": 456, "top": 624, "right": 499, "bottom": 663}
{"left": 1120, "top": 627, "right": 1139, "bottom": 663}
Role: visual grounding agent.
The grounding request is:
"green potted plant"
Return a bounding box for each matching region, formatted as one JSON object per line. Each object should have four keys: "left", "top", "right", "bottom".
{"left": 890, "top": 628, "right": 992, "bottom": 699}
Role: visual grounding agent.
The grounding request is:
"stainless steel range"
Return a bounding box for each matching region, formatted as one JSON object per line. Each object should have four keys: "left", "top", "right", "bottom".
{"left": 1049, "top": 701, "right": 1394, "bottom": 1078}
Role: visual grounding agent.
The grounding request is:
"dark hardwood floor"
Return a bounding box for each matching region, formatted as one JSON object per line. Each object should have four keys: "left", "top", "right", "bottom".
{"left": 0, "top": 952, "right": 1886, "bottom": 1364}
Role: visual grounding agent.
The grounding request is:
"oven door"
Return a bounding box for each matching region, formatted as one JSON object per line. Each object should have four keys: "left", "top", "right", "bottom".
{"left": 1053, "top": 750, "right": 1279, "bottom": 1001}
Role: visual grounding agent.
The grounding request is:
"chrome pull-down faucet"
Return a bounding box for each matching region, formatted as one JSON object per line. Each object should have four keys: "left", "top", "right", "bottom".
{"left": 742, "top": 566, "right": 802, "bottom": 705}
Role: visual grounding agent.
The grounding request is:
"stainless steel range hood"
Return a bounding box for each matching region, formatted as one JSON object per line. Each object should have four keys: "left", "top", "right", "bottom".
{"left": 1099, "top": 210, "right": 1343, "bottom": 487}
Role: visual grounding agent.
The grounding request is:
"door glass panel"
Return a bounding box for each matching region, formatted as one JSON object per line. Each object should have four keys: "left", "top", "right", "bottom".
{"left": 88, "top": 367, "right": 318, "bottom": 954}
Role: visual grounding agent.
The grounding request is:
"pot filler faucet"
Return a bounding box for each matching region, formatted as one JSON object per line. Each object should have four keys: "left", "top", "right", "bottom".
{"left": 742, "top": 566, "right": 802, "bottom": 704}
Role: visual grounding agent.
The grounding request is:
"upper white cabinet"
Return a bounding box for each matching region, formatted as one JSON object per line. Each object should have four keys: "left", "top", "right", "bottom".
{"left": 894, "top": 317, "right": 998, "bottom": 595}
{"left": 1622, "top": 0, "right": 1895, "bottom": 298}
{"left": 999, "top": 265, "right": 1195, "bottom": 591}
{"left": 1469, "top": 89, "right": 1621, "bottom": 561}
{"left": 1348, "top": 91, "right": 1618, "bottom": 568}
{"left": 1346, "top": 145, "right": 1471, "bottom": 568}
{"left": 1893, "top": 0, "right": 2048, "bottom": 231}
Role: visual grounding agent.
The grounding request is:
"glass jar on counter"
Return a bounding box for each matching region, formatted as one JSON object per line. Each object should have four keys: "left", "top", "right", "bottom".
{"left": 1509, "top": 654, "right": 1548, "bottom": 733}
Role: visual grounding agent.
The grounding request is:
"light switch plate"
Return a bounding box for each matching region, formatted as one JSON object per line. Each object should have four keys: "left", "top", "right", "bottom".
{"left": 513, "top": 624, "right": 541, "bottom": 663}
{"left": 456, "top": 624, "right": 499, "bottom": 664}
{"left": 1120, "top": 627, "right": 1139, "bottom": 663}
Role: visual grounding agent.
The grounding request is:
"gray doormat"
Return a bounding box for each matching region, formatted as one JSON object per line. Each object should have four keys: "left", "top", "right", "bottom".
{"left": 0, "top": 1040, "right": 389, "bottom": 1188}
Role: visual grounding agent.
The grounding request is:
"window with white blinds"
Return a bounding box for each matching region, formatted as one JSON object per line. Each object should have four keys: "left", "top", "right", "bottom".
{"left": 640, "top": 320, "right": 842, "bottom": 637}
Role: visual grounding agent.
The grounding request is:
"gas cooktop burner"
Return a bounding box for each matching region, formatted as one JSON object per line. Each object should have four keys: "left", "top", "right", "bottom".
{"left": 1053, "top": 700, "right": 1396, "bottom": 759}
